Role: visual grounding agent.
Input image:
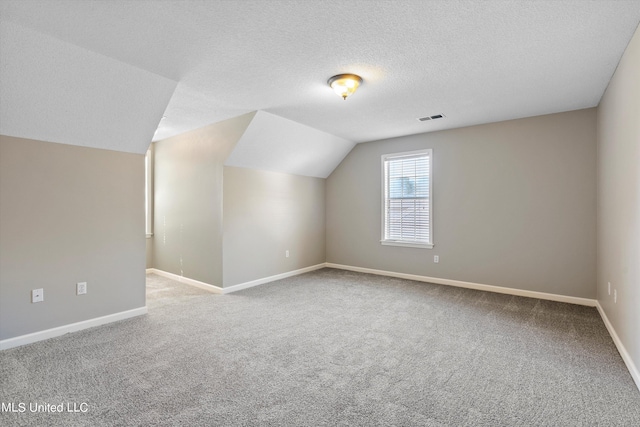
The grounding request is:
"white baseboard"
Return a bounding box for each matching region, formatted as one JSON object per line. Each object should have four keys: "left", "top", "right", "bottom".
{"left": 596, "top": 301, "right": 640, "bottom": 391}
{"left": 147, "top": 263, "right": 326, "bottom": 295}
{"left": 222, "top": 263, "right": 326, "bottom": 293}
{"left": 146, "top": 268, "right": 224, "bottom": 294}
{"left": 0, "top": 306, "right": 147, "bottom": 351}
{"left": 325, "top": 263, "right": 597, "bottom": 307}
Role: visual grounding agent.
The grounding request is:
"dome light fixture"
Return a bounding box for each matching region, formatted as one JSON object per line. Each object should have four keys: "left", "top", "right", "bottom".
{"left": 328, "top": 73, "right": 363, "bottom": 100}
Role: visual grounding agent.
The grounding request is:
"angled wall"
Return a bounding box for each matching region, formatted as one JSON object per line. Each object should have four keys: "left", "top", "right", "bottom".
{"left": 0, "top": 19, "right": 176, "bottom": 345}
{"left": 225, "top": 111, "right": 355, "bottom": 178}
{"left": 153, "top": 110, "right": 352, "bottom": 287}
{"left": 596, "top": 23, "right": 640, "bottom": 386}
{"left": 0, "top": 135, "right": 146, "bottom": 341}
{"left": 327, "top": 109, "right": 597, "bottom": 298}
{"left": 152, "top": 113, "right": 254, "bottom": 286}
{"left": 0, "top": 21, "right": 176, "bottom": 154}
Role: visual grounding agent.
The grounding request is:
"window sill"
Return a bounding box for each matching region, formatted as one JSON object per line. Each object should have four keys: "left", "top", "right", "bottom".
{"left": 380, "top": 240, "right": 433, "bottom": 249}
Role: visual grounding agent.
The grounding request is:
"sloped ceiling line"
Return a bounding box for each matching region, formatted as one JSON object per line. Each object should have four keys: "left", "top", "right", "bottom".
{"left": 2, "top": 1, "right": 640, "bottom": 154}
{"left": 0, "top": 20, "right": 177, "bottom": 154}
{"left": 225, "top": 111, "right": 356, "bottom": 179}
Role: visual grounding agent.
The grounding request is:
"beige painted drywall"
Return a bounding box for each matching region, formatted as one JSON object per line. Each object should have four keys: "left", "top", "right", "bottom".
{"left": 596, "top": 24, "right": 640, "bottom": 377}
{"left": 327, "top": 109, "right": 597, "bottom": 298}
{"left": 145, "top": 143, "right": 154, "bottom": 269}
{"left": 146, "top": 237, "right": 153, "bottom": 269}
{"left": 0, "top": 135, "right": 146, "bottom": 340}
{"left": 151, "top": 113, "right": 254, "bottom": 286}
{"left": 222, "top": 166, "right": 326, "bottom": 286}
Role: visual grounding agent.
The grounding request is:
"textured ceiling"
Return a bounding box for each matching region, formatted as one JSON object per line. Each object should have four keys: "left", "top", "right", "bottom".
{"left": 2, "top": 0, "right": 640, "bottom": 150}
{"left": 225, "top": 111, "right": 356, "bottom": 178}
{"left": 0, "top": 21, "right": 176, "bottom": 154}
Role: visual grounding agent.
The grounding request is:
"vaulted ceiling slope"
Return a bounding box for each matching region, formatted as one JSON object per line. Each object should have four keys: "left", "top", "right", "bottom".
{"left": 0, "top": 20, "right": 176, "bottom": 154}
{"left": 225, "top": 111, "right": 356, "bottom": 179}
{"left": 1, "top": 1, "right": 640, "bottom": 154}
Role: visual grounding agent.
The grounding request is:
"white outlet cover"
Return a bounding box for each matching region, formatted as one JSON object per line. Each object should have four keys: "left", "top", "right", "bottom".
{"left": 614, "top": 289, "right": 617, "bottom": 303}
{"left": 77, "top": 282, "right": 87, "bottom": 295}
{"left": 434, "top": 255, "right": 439, "bottom": 263}
{"left": 31, "top": 288, "right": 44, "bottom": 303}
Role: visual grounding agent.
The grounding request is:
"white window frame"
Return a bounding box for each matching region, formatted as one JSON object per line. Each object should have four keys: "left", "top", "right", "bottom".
{"left": 381, "top": 149, "right": 433, "bottom": 249}
{"left": 145, "top": 148, "right": 153, "bottom": 238}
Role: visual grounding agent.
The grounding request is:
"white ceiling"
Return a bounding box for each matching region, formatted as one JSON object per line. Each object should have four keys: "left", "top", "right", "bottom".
{"left": 225, "top": 111, "right": 356, "bottom": 178}
{"left": 1, "top": 0, "right": 640, "bottom": 153}
{"left": 0, "top": 21, "right": 176, "bottom": 154}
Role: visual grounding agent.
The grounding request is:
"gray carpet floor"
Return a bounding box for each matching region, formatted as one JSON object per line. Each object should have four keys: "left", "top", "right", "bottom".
{"left": 1, "top": 268, "right": 639, "bottom": 426}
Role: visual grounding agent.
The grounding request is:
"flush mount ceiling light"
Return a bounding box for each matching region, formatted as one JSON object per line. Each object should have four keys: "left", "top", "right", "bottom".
{"left": 328, "top": 74, "right": 363, "bottom": 100}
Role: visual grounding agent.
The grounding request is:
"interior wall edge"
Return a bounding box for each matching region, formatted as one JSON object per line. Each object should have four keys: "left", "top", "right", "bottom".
{"left": 596, "top": 302, "right": 640, "bottom": 392}
{"left": 149, "top": 263, "right": 326, "bottom": 295}
{"left": 325, "top": 263, "right": 596, "bottom": 307}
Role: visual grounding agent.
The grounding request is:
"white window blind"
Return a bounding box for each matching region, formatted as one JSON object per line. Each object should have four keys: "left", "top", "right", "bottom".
{"left": 381, "top": 149, "right": 432, "bottom": 248}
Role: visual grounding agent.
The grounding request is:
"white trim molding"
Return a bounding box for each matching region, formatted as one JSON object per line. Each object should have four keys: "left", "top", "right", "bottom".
{"left": 325, "top": 263, "right": 597, "bottom": 307}
{"left": 596, "top": 301, "right": 640, "bottom": 391}
{"left": 146, "top": 268, "right": 224, "bottom": 293}
{"left": 0, "top": 306, "right": 147, "bottom": 351}
{"left": 147, "top": 263, "right": 326, "bottom": 295}
{"left": 222, "top": 264, "right": 326, "bottom": 293}
{"left": 381, "top": 149, "right": 433, "bottom": 249}
{"left": 380, "top": 240, "right": 434, "bottom": 249}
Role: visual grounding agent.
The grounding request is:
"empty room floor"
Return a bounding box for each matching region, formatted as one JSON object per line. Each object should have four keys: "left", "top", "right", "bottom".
{"left": 1, "top": 268, "right": 639, "bottom": 426}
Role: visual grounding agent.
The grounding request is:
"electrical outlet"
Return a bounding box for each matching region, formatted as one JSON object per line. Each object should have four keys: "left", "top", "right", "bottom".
{"left": 614, "top": 289, "right": 617, "bottom": 304}
{"left": 31, "top": 288, "right": 44, "bottom": 303}
{"left": 608, "top": 282, "right": 611, "bottom": 295}
{"left": 285, "top": 250, "right": 289, "bottom": 258}
{"left": 77, "top": 282, "right": 87, "bottom": 295}
{"left": 434, "top": 255, "right": 439, "bottom": 263}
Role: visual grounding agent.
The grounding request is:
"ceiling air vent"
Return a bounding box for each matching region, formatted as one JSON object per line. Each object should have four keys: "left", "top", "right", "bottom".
{"left": 417, "top": 114, "right": 445, "bottom": 122}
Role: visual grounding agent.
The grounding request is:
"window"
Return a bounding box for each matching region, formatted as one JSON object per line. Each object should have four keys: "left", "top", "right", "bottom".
{"left": 381, "top": 149, "right": 433, "bottom": 248}
{"left": 145, "top": 148, "right": 153, "bottom": 237}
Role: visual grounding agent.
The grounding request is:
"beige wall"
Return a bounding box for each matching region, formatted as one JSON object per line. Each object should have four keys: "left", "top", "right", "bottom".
{"left": 327, "top": 109, "right": 597, "bottom": 298}
{"left": 151, "top": 113, "right": 254, "bottom": 286}
{"left": 0, "top": 135, "right": 146, "bottom": 340}
{"left": 145, "top": 143, "right": 154, "bottom": 269}
{"left": 596, "top": 25, "right": 640, "bottom": 379}
{"left": 223, "top": 166, "right": 326, "bottom": 286}
{"left": 146, "top": 238, "right": 153, "bottom": 269}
